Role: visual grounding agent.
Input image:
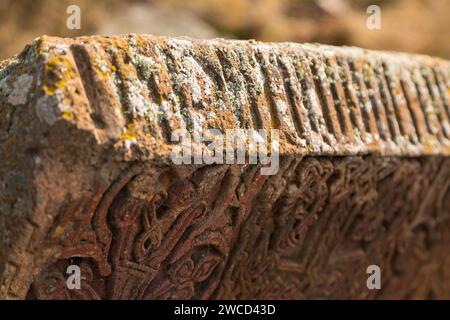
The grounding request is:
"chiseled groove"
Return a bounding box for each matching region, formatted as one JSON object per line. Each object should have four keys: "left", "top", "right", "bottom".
{"left": 348, "top": 59, "right": 380, "bottom": 140}
{"left": 373, "top": 60, "right": 402, "bottom": 141}
{"left": 400, "top": 68, "right": 429, "bottom": 142}
{"left": 246, "top": 48, "right": 274, "bottom": 129}
{"left": 215, "top": 48, "right": 253, "bottom": 129}
{"left": 309, "top": 56, "right": 342, "bottom": 141}
{"left": 363, "top": 61, "right": 391, "bottom": 141}
{"left": 277, "top": 55, "right": 306, "bottom": 140}
{"left": 336, "top": 56, "right": 368, "bottom": 142}
{"left": 297, "top": 55, "right": 331, "bottom": 144}
{"left": 160, "top": 46, "right": 196, "bottom": 133}
{"left": 282, "top": 56, "right": 318, "bottom": 144}
{"left": 316, "top": 54, "right": 346, "bottom": 141}
{"left": 254, "top": 50, "right": 282, "bottom": 131}
{"left": 109, "top": 49, "right": 136, "bottom": 119}
{"left": 192, "top": 47, "right": 241, "bottom": 129}
{"left": 247, "top": 49, "right": 276, "bottom": 131}
{"left": 381, "top": 62, "right": 418, "bottom": 144}
{"left": 144, "top": 45, "right": 184, "bottom": 142}
{"left": 324, "top": 56, "right": 354, "bottom": 143}
{"left": 132, "top": 47, "right": 173, "bottom": 143}
{"left": 410, "top": 67, "right": 443, "bottom": 140}
{"left": 119, "top": 49, "right": 163, "bottom": 140}
{"left": 301, "top": 56, "right": 332, "bottom": 144}
{"left": 135, "top": 52, "right": 162, "bottom": 105}
{"left": 293, "top": 57, "right": 321, "bottom": 134}
{"left": 256, "top": 48, "right": 303, "bottom": 145}
{"left": 270, "top": 53, "right": 305, "bottom": 144}
{"left": 258, "top": 50, "right": 303, "bottom": 144}
{"left": 69, "top": 44, "right": 99, "bottom": 118}
{"left": 108, "top": 51, "right": 136, "bottom": 127}
{"left": 432, "top": 67, "right": 450, "bottom": 123}
{"left": 70, "top": 43, "right": 122, "bottom": 131}
{"left": 422, "top": 68, "right": 450, "bottom": 139}
{"left": 237, "top": 51, "right": 266, "bottom": 129}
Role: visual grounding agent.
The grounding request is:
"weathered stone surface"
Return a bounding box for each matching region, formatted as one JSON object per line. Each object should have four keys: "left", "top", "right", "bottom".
{"left": 0, "top": 35, "right": 449, "bottom": 299}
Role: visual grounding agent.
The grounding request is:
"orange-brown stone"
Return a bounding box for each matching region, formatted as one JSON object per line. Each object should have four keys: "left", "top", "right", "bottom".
{"left": 0, "top": 35, "right": 449, "bottom": 299}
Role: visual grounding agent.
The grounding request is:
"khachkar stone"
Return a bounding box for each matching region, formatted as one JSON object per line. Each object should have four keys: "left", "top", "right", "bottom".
{"left": 0, "top": 34, "right": 449, "bottom": 300}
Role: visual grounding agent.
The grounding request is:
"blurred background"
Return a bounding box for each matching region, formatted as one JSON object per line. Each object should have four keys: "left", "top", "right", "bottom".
{"left": 1, "top": 0, "right": 449, "bottom": 60}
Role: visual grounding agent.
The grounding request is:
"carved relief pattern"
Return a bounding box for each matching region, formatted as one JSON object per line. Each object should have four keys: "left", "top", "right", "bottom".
{"left": 27, "top": 156, "right": 450, "bottom": 299}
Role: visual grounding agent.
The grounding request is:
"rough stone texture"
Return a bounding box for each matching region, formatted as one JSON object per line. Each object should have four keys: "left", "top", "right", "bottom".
{"left": 0, "top": 34, "right": 449, "bottom": 299}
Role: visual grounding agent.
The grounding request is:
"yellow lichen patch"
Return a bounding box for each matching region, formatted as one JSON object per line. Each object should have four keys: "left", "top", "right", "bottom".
{"left": 422, "top": 134, "right": 440, "bottom": 153}
{"left": 43, "top": 55, "right": 76, "bottom": 96}
{"left": 120, "top": 121, "right": 138, "bottom": 141}
{"left": 155, "top": 95, "right": 164, "bottom": 106}
{"left": 62, "top": 111, "right": 73, "bottom": 121}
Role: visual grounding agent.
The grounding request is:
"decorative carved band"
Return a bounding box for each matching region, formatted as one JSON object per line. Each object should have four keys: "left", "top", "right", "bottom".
{"left": 27, "top": 156, "right": 450, "bottom": 299}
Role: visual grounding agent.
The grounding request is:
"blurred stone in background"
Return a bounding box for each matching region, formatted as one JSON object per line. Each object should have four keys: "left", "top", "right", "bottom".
{"left": 1, "top": 0, "right": 449, "bottom": 59}
{"left": 95, "top": 3, "right": 219, "bottom": 39}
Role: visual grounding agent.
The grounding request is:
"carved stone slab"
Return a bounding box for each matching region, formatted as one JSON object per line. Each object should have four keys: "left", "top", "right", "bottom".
{"left": 0, "top": 35, "right": 449, "bottom": 299}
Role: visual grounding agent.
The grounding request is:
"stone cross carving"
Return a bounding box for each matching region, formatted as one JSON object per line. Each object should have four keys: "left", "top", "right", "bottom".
{"left": 0, "top": 35, "right": 449, "bottom": 299}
